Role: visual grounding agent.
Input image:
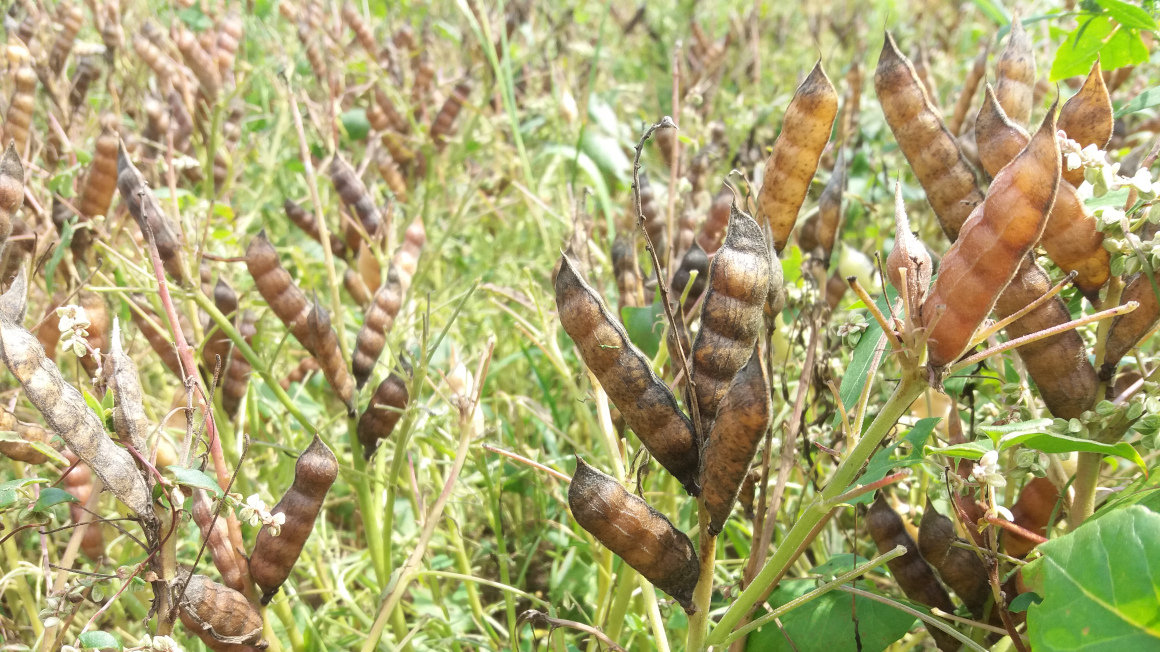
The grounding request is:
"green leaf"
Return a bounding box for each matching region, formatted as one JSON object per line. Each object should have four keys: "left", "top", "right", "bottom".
{"left": 33, "top": 487, "right": 78, "bottom": 512}
{"left": 621, "top": 301, "right": 664, "bottom": 360}
{"left": 1000, "top": 432, "right": 1147, "bottom": 474}
{"left": 835, "top": 286, "right": 896, "bottom": 428}
{"left": 340, "top": 108, "right": 370, "bottom": 141}
{"left": 1115, "top": 86, "right": 1160, "bottom": 117}
{"left": 1101, "top": 25, "right": 1150, "bottom": 71}
{"left": 746, "top": 580, "right": 916, "bottom": 652}
{"left": 1024, "top": 506, "right": 1160, "bottom": 649}
{"left": 176, "top": 6, "right": 213, "bottom": 31}
{"left": 809, "top": 554, "right": 873, "bottom": 577}
{"left": 927, "top": 439, "right": 995, "bottom": 460}
{"left": 29, "top": 441, "right": 68, "bottom": 467}
{"left": 850, "top": 418, "right": 940, "bottom": 505}
{"left": 0, "top": 488, "right": 16, "bottom": 510}
{"left": 82, "top": 390, "right": 104, "bottom": 418}
{"left": 1009, "top": 592, "right": 1043, "bottom": 613}
{"left": 1051, "top": 15, "right": 1116, "bottom": 81}
{"left": 979, "top": 418, "right": 1055, "bottom": 445}
{"left": 970, "top": 0, "right": 1011, "bottom": 25}
{"left": 1094, "top": 0, "right": 1158, "bottom": 31}
{"left": 167, "top": 466, "right": 224, "bottom": 497}
{"left": 78, "top": 630, "right": 123, "bottom": 650}
{"left": 1086, "top": 187, "right": 1132, "bottom": 208}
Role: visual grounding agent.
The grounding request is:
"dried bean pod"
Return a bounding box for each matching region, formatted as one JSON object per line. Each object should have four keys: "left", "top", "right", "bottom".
{"left": 690, "top": 203, "right": 770, "bottom": 429}
{"left": 352, "top": 266, "right": 402, "bottom": 388}
{"left": 215, "top": 13, "right": 243, "bottom": 84}
{"left": 700, "top": 351, "right": 771, "bottom": 535}
{"left": 190, "top": 489, "right": 248, "bottom": 594}
{"left": 343, "top": 266, "right": 371, "bottom": 308}
{"left": 141, "top": 98, "right": 169, "bottom": 163}
{"left": 249, "top": 434, "right": 338, "bottom": 603}
{"left": 697, "top": 187, "right": 731, "bottom": 254}
{"left": 568, "top": 457, "right": 699, "bottom": 612}
{"left": 994, "top": 18, "right": 1036, "bottom": 128}
{"left": 738, "top": 467, "right": 759, "bottom": 519}
{"left": 130, "top": 300, "right": 183, "bottom": 377}
{"left": 374, "top": 85, "right": 410, "bottom": 134}
{"left": 68, "top": 56, "right": 102, "bottom": 123}
{"left": 203, "top": 279, "right": 237, "bottom": 376}
{"left": 374, "top": 148, "right": 407, "bottom": 201}
{"left": 178, "top": 574, "right": 267, "bottom": 650}
{"left": 117, "top": 144, "right": 186, "bottom": 282}
{"left": 306, "top": 296, "right": 355, "bottom": 415}
{"left": 169, "top": 89, "right": 194, "bottom": 153}
{"left": 815, "top": 147, "right": 846, "bottom": 264}
{"left": 0, "top": 405, "right": 51, "bottom": 463}
{"left": 611, "top": 235, "right": 642, "bottom": 314}
{"left": 756, "top": 62, "right": 838, "bottom": 253}
{"left": 948, "top": 44, "right": 988, "bottom": 137}
{"left": 555, "top": 255, "right": 700, "bottom": 494}
{"left": 411, "top": 55, "right": 434, "bottom": 121}
{"left": 175, "top": 26, "right": 221, "bottom": 103}
{"left": 1103, "top": 272, "right": 1160, "bottom": 372}
{"left": 875, "top": 33, "right": 984, "bottom": 241}
{"left": 918, "top": 502, "right": 991, "bottom": 620}
{"left": 102, "top": 0, "right": 123, "bottom": 61}
{"left": 430, "top": 80, "right": 471, "bottom": 150}
{"left": 826, "top": 272, "right": 848, "bottom": 309}
{"left": 4, "top": 61, "right": 37, "bottom": 157}
{"left": 655, "top": 124, "right": 677, "bottom": 171}
{"left": 357, "top": 372, "right": 408, "bottom": 459}
{"left": 77, "top": 116, "right": 120, "bottom": 227}
{"left": 245, "top": 231, "right": 314, "bottom": 355}
{"left": 283, "top": 199, "right": 347, "bottom": 260}
{"left": 78, "top": 291, "right": 110, "bottom": 381}
{"left": 836, "top": 61, "right": 863, "bottom": 145}
{"left": 0, "top": 144, "right": 23, "bottom": 253}
{"left": 0, "top": 270, "right": 154, "bottom": 523}
{"left": 887, "top": 181, "right": 932, "bottom": 311}
{"left": 922, "top": 108, "right": 1061, "bottom": 368}
{"left": 134, "top": 33, "right": 175, "bottom": 83}
{"left": 108, "top": 320, "right": 149, "bottom": 456}
{"left": 48, "top": 2, "right": 84, "bottom": 75}
{"left": 280, "top": 357, "right": 320, "bottom": 390}
{"left": 1004, "top": 476, "right": 1060, "bottom": 558}
{"left": 330, "top": 155, "right": 382, "bottom": 237}
{"left": 867, "top": 494, "right": 960, "bottom": 651}
{"left": 341, "top": 3, "right": 377, "bottom": 55}
{"left": 638, "top": 173, "right": 667, "bottom": 267}
{"left": 1058, "top": 59, "right": 1112, "bottom": 187}
{"left": 221, "top": 310, "right": 255, "bottom": 419}
{"left": 393, "top": 215, "right": 425, "bottom": 296}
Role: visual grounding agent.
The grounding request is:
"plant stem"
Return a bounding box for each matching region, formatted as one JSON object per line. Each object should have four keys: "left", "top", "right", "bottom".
{"left": 271, "top": 599, "right": 306, "bottom": 652}
{"left": 686, "top": 501, "right": 717, "bottom": 652}
{"left": 705, "top": 373, "right": 926, "bottom": 646}
{"left": 602, "top": 566, "right": 638, "bottom": 646}
{"left": 638, "top": 575, "right": 671, "bottom": 652}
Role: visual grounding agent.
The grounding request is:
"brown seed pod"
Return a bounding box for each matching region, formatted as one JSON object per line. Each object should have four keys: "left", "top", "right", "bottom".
{"left": 975, "top": 87, "right": 1109, "bottom": 297}
{"left": 921, "top": 108, "right": 1061, "bottom": 369}
{"left": 887, "top": 181, "right": 932, "bottom": 312}
{"left": 48, "top": 2, "right": 84, "bottom": 75}
{"left": 374, "top": 148, "right": 408, "bottom": 201}
{"left": 918, "top": 502, "right": 991, "bottom": 620}
{"left": 357, "top": 372, "right": 408, "bottom": 459}
{"left": 994, "top": 18, "right": 1036, "bottom": 128}
{"left": 245, "top": 231, "right": 314, "bottom": 355}
{"left": 283, "top": 199, "right": 347, "bottom": 259}
{"left": 203, "top": 279, "right": 237, "bottom": 376}
{"left": 77, "top": 116, "right": 120, "bottom": 226}
{"left": 178, "top": 574, "right": 268, "bottom": 650}
{"left": 411, "top": 55, "right": 434, "bottom": 121}
{"left": 101, "top": 0, "right": 124, "bottom": 61}
{"left": 0, "top": 405, "right": 51, "bottom": 464}
{"left": 221, "top": 310, "right": 255, "bottom": 420}
{"left": 190, "top": 489, "right": 248, "bottom": 594}
{"left": 215, "top": 13, "right": 243, "bottom": 84}
{"left": 568, "top": 457, "right": 699, "bottom": 613}
{"left": 134, "top": 33, "right": 175, "bottom": 83}
{"left": 1058, "top": 59, "right": 1112, "bottom": 187}
{"left": 655, "top": 124, "right": 677, "bottom": 171}
{"left": 690, "top": 203, "right": 771, "bottom": 429}
{"left": 141, "top": 96, "right": 170, "bottom": 163}
{"left": 280, "top": 357, "right": 320, "bottom": 390}
{"left": 1, "top": 216, "right": 32, "bottom": 281}
{"left": 1103, "top": 272, "right": 1160, "bottom": 373}
{"left": 169, "top": 89, "right": 194, "bottom": 154}
{"left": 0, "top": 144, "right": 23, "bottom": 254}
{"left": 78, "top": 291, "right": 110, "bottom": 381}
{"left": 875, "top": 33, "right": 984, "bottom": 242}
{"left": 637, "top": 173, "right": 667, "bottom": 267}
{"left": 867, "top": 494, "right": 960, "bottom": 651}
{"left": 374, "top": 85, "right": 410, "bottom": 134}
{"left": 815, "top": 147, "right": 846, "bottom": 264}
{"left": 306, "top": 296, "right": 356, "bottom": 415}
{"left": 738, "top": 467, "right": 760, "bottom": 519}
{"left": 700, "top": 351, "right": 772, "bottom": 535}
{"left": 352, "top": 266, "right": 403, "bottom": 389}
{"left": 697, "top": 187, "right": 732, "bottom": 255}
{"left": 671, "top": 242, "right": 709, "bottom": 314}
{"left": 67, "top": 56, "right": 102, "bottom": 123}
{"left": 129, "top": 300, "right": 183, "bottom": 377}
{"left": 330, "top": 155, "right": 382, "bottom": 237}
{"left": 430, "top": 80, "right": 471, "bottom": 150}
{"left": 611, "top": 235, "right": 643, "bottom": 314}
{"left": 343, "top": 267, "right": 372, "bottom": 308}
{"left": 393, "top": 215, "right": 425, "bottom": 297}
{"left": 948, "top": 44, "right": 988, "bottom": 137}
{"left": 213, "top": 102, "right": 245, "bottom": 189}
{"left": 249, "top": 434, "right": 338, "bottom": 604}
{"left": 108, "top": 321, "right": 149, "bottom": 456}
{"left": 175, "top": 26, "right": 221, "bottom": 103}
{"left": 0, "top": 271, "right": 155, "bottom": 523}
{"left": 555, "top": 255, "right": 700, "bottom": 494}
{"left": 1004, "top": 476, "right": 1060, "bottom": 559}
{"left": 117, "top": 144, "right": 186, "bottom": 282}
{"left": 756, "top": 62, "right": 838, "bottom": 253}
{"left": 341, "top": 2, "right": 377, "bottom": 55}
{"left": 5, "top": 61, "right": 37, "bottom": 158}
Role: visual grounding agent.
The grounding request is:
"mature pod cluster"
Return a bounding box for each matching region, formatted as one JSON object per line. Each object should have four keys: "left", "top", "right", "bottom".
{"left": 178, "top": 574, "right": 268, "bottom": 650}
{"left": 246, "top": 231, "right": 314, "bottom": 355}
{"left": 117, "top": 144, "right": 186, "bottom": 282}
{"left": 175, "top": 26, "right": 222, "bottom": 103}
{"left": 867, "top": 495, "right": 960, "bottom": 651}
{"left": 555, "top": 255, "right": 700, "bottom": 494}
{"left": 357, "top": 372, "right": 409, "bottom": 458}
{"left": 922, "top": 108, "right": 1061, "bottom": 369}
{"left": 352, "top": 266, "right": 403, "bottom": 388}
{"left": 918, "top": 503, "right": 991, "bottom": 620}
{"left": 568, "top": 457, "right": 699, "bottom": 612}
{"left": 5, "top": 58, "right": 37, "bottom": 157}
{"left": 306, "top": 296, "right": 356, "bottom": 416}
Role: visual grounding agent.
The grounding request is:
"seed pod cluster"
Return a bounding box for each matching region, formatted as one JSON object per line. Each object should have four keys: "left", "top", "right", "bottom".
{"left": 330, "top": 156, "right": 383, "bottom": 237}
{"left": 357, "top": 372, "right": 409, "bottom": 459}
{"left": 1102, "top": 272, "right": 1160, "bottom": 374}
{"left": 246, "top": 231, "right": 314, "bottom": 355}
{"left": 918, "top": 503, "right": 991, "bottom": 620}
{"left": 555, "top": 255, "right": 700, "bottom": 494}
{"left": 306, "top": 296, "right": 356, "bottom": 415}
{"left": 178, "top": 574, "right": 268, "bottom": 650}
{"left": 175, "top": 26, "right": 221, "bottom": 103}
{"left": 341, "top": 3, "right": 378, "bottom": 55}
{"left": 352, "top": 266, "right": 402, "bottom": 388}
{"left": 1058, "top": 60, "right": 1113, "bottom": 187}
{"left": 5, "top": 60, "right": 37, "bottom": 157}
{"left": 700, "top": 351, "right": 771, "bottom": 535}
{"left": 0, "top": 405, "right": 51, "bottom": 464}
{"left": 690, "top": 203, "right": 770, "bottom": 429}
{"left": 756, "top": 62, "right": 838, "bottom": 253}
{"left": 876, "top": 33, "right": 984, "bottom": 241}
{"left": 117, "top": 144, "right": 186, "bottom": 282}
{"left": 190, "top": 489, "right": 249, "bottom": 595}
{"left": 134, "top": 33, "right": 175, "bottom": 83}
{"left": 867, "top": 495, "right": 960, "bottom": 651}
{"left": 280, "top": 357, "right": 320, "bottom": 390}
{"left": 249, "top": 434, "right": 338, "bottom": 604}
{"left": 430, "top": 80, "right": 472, "bottom": 150}
{"left": 568, "top": 457, "right": 699, "bottom": 612}
{"left": 922, "top": 109, "right": 1061, "bottom": 369}
{"left": 993, "top": 19, "right": 1035, "bottom": 128}
{"left": 48, "top": 1, "right": 85, "bottom": 75}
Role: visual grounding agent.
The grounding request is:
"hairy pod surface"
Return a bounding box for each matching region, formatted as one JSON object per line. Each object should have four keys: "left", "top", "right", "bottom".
{"left": 0, "top": 270, "right": 154, "bottom": 523}
{"left": 108, "top": 321, "right": 150, "bottom": 456}
{"left": 245, "top": 231, "right": 314, "bottom": 355}
{"left": 283, "top": 198, "right": 347, "bottom": 260}
{"left": 1103, "top": 272, "right": 1160, "bottom": 372}
{"left": 976, "top": 87, "right": 1109, "bottom": 296}
{"left": 918, "top": 503, "right": 991, "bottom": 620}
{"left": 554, "top": 255, "right": 700, "bottom": 494}
{"left": 700, "top": 351, "right": 771, "bottom": 535}
{"left": 117, "top": 144, "right": 186, "bottom": 282}
{"left": 1058, "top": 60, "right": 1113, "bottom": 187}
{"left": 190, "top": 489, "right": 248, "bottom": 594}
{"left": 0, "top": 405, "right": 50, "bottom": 463}
{"left": 568, "top": 457, "right": 699, "bottom": 612}
{"left": 875, "top": 33, "right": 984, "bottom": 241}
{"left": 431, "top": 80, "right": 472, "bottom": 150}
{"left": 249, "top": 434, "right": 338, "bottom": 603}
{"left": 887, "top": 181, "right": 932, "bottom": 311}
{"left": 690, "top": 203, "right": 770, "bottom": 430}
{"left": 994, "top": 258, "right": 1097, "bottom": 419}
{"left": 922, "top": 109, "right": 1061, "bottom": 368}
{"left": 867, "top": 495, "right": 960, "bottom": 651}
{"left": 5, "top": 62, "right": 36, "bottom": 158}
{"left": 221, "top": 310, "right": 256, "bottom": 419}
{"left": 0, "top": 144, "right": 24, "bottom": 253}
{"left": 353, "top": 265, "right": 403, "bottom": 388}
{"left": 307, "top": 297, "right": 356, "bottom": 415}
{"left": 78, "top": 117, "right": 121, "bottom": 223}
{"left": 179, "top": 574, "right": 267, "bottom": 650}
{"left": 757, "top": 62, "right": 838, "bottom": 253}
{"left": 330, "top": 156, "right": 382, "bottom": 236}
{"left": 994, "top": 18, "right": 1036, "bottom": 128}
{"left": 357, "top": 372, "right": 408, "bottom": 459}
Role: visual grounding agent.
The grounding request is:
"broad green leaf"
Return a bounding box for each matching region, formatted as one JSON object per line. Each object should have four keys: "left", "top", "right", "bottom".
{"left": 1009, "top": 592, "right": 1043, "bottom": 613}
{"left": 1000, "top": 432, "right": 1147, "bottom": 474}
{"left": 980, "top": 418, "right": 1055, "bottom": 445}
{"left": 1051, "top": 15, "right": 1116, "bottom": 81}
{"left": 1086, "top": 187, "right": 1132, "bottom": 208}
{"left": 1024, "top": 506, "right": 1160, "bottom": 649}
{"left": 1115, "top": 87, "right": 1160, "bottom": 117}
{"left": 927, "top": 439, "right": 995, "bottom": 460}
{"left": 340, "top": 108, "right": 370, "bottom": 141}
{"left": 0, "top": 488, "right": 16, "bottom": 510}
{"left": 835, "top": 286, "right": 896, "bottom": 428}
{"left": 746, "top": 580, "right": 916, "bottom": 652}
{"left": 167, "top": 466, "right": 224, "bottom": 497}
{"left": 1100, "top": 25, "right": 1150, "bottom": 72}
{"left": 1094, "top": 0, "right": 1158, "bottom": 31}
{"left": 78, "top": 630, "right": 123, "bottom": 650}
{"left": 29, "top": 442, "right": 68, "bottom": 467}
{"left": 621, "top": 301, "right": 664, "bottom": 359}
{"left": 850, "top": 418, "right": 940, "bottom": 505}
{"left": 33, "top": 487, "right": 78, "bottom": 512}
{"left": 82, "top": 390, "right": 104, "bottom": 418}
{"left": 579, "top": 130, "right": 631, "bottom": 187}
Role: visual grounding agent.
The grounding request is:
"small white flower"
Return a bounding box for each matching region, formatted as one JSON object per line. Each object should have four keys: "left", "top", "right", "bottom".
{"left": 1081, "top": 143, "right": 1100, "bottom": 161}
{"left": 272, "top": 512, "right": 286, "bottom": 526}
{"left": 56, "top": 305, "right": 90, "bottom": 334}
{"left": 245, "top": 494, "right": 267, "bottom": 511}
{"left": 995, "top": 505, "right": 1015, "bottom": 523}
{"left": 1075, "top": 181, "right": 1094, "bottom": 201}
{"left": 60, "top": 645, "right": 77, "bottom": 652}
{"left": 238, "top": 506, "right": 256, "bottom": 525}
{"left": 152, "top": 634, "right": 181, "bottom": 651}
{"left": 972, "top": 450, "right": 1006, "bottom": 487}
{"left": 1130, "top": 168, "right": 1154, "bottom": 194}
{"left": 1067, "top": 152, "right": 1082, "bottom": 172}
{"left": 44, "top": 616, "right": 61, "bottom": 629}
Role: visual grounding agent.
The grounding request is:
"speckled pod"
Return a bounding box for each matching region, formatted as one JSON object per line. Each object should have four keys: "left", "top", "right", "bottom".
{"left": 330, "top": 155, "right": 382, "bottom": 236}
{"left": 994, "top": 18, "right": 1036, "bottom": 128}
{"left": 357, "top": 372, "right": 408, "bottom": 459}
{"left": 117, "top": 144, "right": 186, "bottom": 282}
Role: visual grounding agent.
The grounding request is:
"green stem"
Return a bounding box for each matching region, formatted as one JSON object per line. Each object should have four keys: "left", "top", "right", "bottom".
{"left": 349, "top": 416, "right": 386, "bottom": 585}
{"left": 705, "top": 374, "right": 927, "bottom": 646}
{"left": 602, "top": 566, "right": 638, "bottom": 646}
{"left": 685, "top": 501, "right": 716, "bottom": 652}
{"left": 271, "top": 599, "right": 306, "bottom": 652}
{"left": 1, "top": 531, "right": 42, "bottom": 638}
{"left": 638, "top": 574, "right": 671, "bottom": 652}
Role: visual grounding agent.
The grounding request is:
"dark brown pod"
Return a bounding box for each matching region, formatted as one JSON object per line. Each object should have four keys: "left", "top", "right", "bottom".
{"left": 306, "top": 296, "right": 356, "bottom": 416}
{"left": 68, "top": 56, "right": 102, "bottom": 125}
{"left": 248, "top": 435, "right": 338, "bottom": 604}
{"left": 0, "top": 144, "right": 25, "bottom": 253}
{"left": 1103, "top": 272, "right": 1160, "bottom": 373}
{"left": 77, "top": 117, "right": 121, "bottom": 229}
{"left": 671, "top": 242, "right": 709, "bottom": 314}
{"left": 1004, "top": 476, "right": 1060, "bottom": 559}
{"left": 117, "top": 144, "right": 185, "bottom": 283}
{"left": 245, "top": 231, "right": 314, "bottom": 355}
{"left": 283, "top": 198, "right": 347, "bottom": 260}
{"left": 555, "top": 255, "right": 700, "bottom": 494}
{"left": 357, "top": 372, "right": 408, "bottom": 459}
{"left": 221, "top": 310, "right": 255, "bottom": 420}
{"left": 918, "top": 502, "right": 991, "bottom": 620}
{"left": 568, "top": 457, "right": 699, "bottom": 613}
{"left": 867, "top": 494, "right": 960, "bottom": 651}
{"left": 178, "top": 574, "right": 268, "bottom": 650}
{"left": 352, "top": 265, "right": 403, "bottom": 389}
{"left": 611, "top": 234, "right": 642, "bottom": 314}
{"left": 430, "top": 80, "right": 472, "bottom": 150}
{"left": 203, "top": 279, "right": 237, "bottom": 377}
{"left": 738, "top": 468, "right": 760, "bottom": 519}
{"left": 690, "top": 203, "right": 770, "bottom": 430}
{"left": 330, "top": 156, "right": 382, "bottom": 237}
{"left": 700, "top": 351, "right": 772, "bottom": 535}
